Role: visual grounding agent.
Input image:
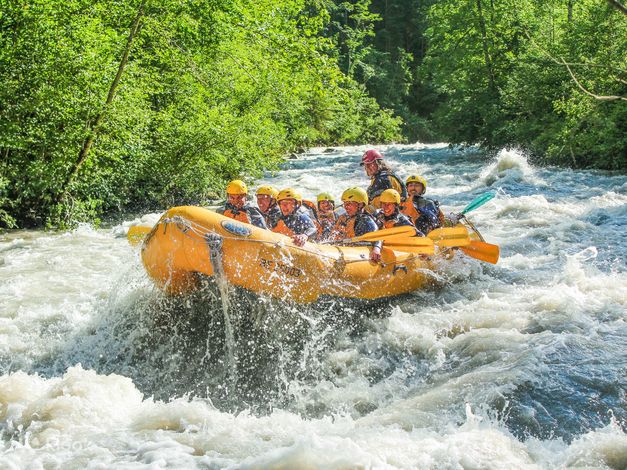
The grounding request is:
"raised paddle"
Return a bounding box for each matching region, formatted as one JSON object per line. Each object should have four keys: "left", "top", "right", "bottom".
{"left": 460, "top": 191, "right": 496, "bottom": 216}
{"left": 427, "top": 226, "right": 471, "bottom": 247}
{"left": 127, "top": 225, "right": 152, "bottom": 246}
{"left": 460, "top": 240, "right": 500, "bottom": 264}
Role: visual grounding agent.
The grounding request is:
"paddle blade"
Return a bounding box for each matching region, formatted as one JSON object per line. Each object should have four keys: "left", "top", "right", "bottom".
{"left": 353, "top": 225, "right": 417, "bottom": 242}
{"left": 383, "top": 236, "right": 435, "bottom": 254}
{"left": 127, "top": 225, "right": 152, "bottom": 246}
{"left": 461, "top": 191, "right": 496, "bottom": 215}
{"left": 427, "top": 226, "right": 471, "bottom": 247}
{"left": 460, "top": 240, "right": 500, "bottom": 264}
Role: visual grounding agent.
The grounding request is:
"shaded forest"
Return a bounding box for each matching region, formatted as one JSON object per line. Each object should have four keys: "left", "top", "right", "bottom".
{"left": 1, "top": 0, "right": 625, "bottom": 228}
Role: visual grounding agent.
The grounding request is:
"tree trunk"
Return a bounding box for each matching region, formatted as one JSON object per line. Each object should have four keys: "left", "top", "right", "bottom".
{"left": 56, "top": 0, "right": 146, "bottom": 205}
{"left": 475, "top": 0, "right": 496, "bottom": 91}
{"left": 568, "top": 0, "right": 573, "bottom": 22}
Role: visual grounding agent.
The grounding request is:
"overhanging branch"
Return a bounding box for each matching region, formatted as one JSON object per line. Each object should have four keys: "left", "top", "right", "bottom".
{"left": 607, "top": 0, "right": 627, "bottom": 15}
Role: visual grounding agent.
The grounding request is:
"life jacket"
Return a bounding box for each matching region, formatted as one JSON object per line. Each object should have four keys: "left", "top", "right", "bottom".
{"left": 375, "top": 209, "right": 415, "bottom": 231}
{"left": 410, "top": 196, "right": 442, "bottom": 234}
{"left": 332, "top": 211, "right": 377, "bottom": 240}
{"left": 316, "top": 210, "right": 337, "bottom": 241}
{"left": 272, "top": 210, "right": 318, "bottom": 238}
{"left": 401, "top": 195, "right": 445, "bottom": 228}
{"left": 368, "top": 171, "right": 407, "bottom": 209}
{"left": 400, "top": 198, "right": 420, "bottom": 222}
{"left": 302, "top": 200, "right": 319, "bottom": 220}
{"left": 223, "top": 203, "right": 267, "bottom": 229}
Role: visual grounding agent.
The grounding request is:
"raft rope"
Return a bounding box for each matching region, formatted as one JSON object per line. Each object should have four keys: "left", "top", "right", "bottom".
{"left": 160, "top": 215, "right": 432, "bottom": 268}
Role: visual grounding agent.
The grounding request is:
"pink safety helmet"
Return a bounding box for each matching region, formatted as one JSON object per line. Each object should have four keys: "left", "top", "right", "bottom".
{"left": 360, "top": 149, "right": 383, "bottom": 166}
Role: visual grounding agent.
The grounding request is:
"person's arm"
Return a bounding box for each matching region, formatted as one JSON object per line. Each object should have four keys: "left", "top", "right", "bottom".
{"left": 290, "top": 214, "right": 317, "bottom": 246}
{"left": 356, "top": 215, "right": 382, "bottom": 262}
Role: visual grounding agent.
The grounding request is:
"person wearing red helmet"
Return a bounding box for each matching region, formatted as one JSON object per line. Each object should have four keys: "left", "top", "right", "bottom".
{"left": 360, "top": 149, "right": 407, "bottom": 210}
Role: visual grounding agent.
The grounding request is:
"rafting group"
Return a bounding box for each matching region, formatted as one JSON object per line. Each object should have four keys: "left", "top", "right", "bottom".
{"left": 219, "top": 149, "right": 457, "bottom": 263}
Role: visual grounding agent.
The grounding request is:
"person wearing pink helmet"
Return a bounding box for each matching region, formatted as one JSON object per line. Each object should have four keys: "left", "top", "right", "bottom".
{"left": 360, "top": 149, "right": 407, "bottom": 210}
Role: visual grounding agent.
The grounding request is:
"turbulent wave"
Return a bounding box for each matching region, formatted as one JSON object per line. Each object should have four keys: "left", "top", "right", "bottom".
{"left": 1, "top": 145, "right": 625, "bottom": 468}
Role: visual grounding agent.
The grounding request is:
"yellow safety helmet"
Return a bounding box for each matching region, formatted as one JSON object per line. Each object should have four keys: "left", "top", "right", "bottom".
{"left": 341, "top": 187, "right": 368, "bottom": 205}
{"left": 317, "top": 192, "right": 335, "bottom": 204}
{"left": 406, "top": 175, "right": 427, "bottom": 194}
{"left": 226, "top": 179, "right": 248, "bottom": 195}
{"left": 380, "top": 189, "right": 401, "bottom": 205}
{"left": 256, "top": 185, "right": 279, "bottom": 199}
{"left": 277, "top": 188, "right": 302, "bottom": 203}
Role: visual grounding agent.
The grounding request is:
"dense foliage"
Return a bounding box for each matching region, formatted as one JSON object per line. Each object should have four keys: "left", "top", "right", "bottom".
{"left": 330, "top": 0, "right": 626, "bottom": 168}
{"left": 0, "top": 0, "right": 401, "bottom": 228}
{"left": 1, "top": 0, "right": 625, "bottom": 228}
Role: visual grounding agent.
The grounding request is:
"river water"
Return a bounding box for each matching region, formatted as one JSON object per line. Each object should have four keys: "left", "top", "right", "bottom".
{"left": 1, "top": 145, "right": 625, "bottom": 469}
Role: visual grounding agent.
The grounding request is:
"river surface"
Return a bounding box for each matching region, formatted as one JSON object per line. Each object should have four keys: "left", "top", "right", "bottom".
{"left": 1, "top": 145, "right": 626, "bottom": 469}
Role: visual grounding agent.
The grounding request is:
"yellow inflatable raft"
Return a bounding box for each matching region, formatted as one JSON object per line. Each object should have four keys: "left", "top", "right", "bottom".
{"left": 141, "top": 206, "right": 439, "bottom": 303}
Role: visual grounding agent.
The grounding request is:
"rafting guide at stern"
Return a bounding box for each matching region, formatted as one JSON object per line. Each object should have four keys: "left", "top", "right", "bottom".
{"left": 361, "top": 149, "right": 407, "bottom": 210}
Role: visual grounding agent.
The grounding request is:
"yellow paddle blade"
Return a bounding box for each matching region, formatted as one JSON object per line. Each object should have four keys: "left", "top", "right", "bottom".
{"left": 427, "top": 226, "right": 471, "bottom": 247}
{"left": 382, "top": 238, "right": 435, "bottom": 255}
{"left": 383, "top": 236, "right": 434, "bottom": 247}
{"left": 127, "top": 225, "right": 152, "bottom": 246}
{"left": 350, "top": 225, "right": 417, "bottom": 243}
{"left": 460, "top": 240, "right": 500, "bottom": 264}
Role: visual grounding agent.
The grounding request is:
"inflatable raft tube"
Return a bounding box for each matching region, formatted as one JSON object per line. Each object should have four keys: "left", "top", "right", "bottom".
{"left": 141, "top": 206, "right": 438, "bottom": 303}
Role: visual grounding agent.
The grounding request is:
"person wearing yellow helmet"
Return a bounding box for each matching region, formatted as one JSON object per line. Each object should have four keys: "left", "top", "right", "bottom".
{"left": 332, "top": 187, "right": 381, "bottom": 262}
{"left": 220, "top": 179, "right": 267, "bottom": 229}
{"left": 401, "top": 175, "right": 443, "bottom": 234}
{"left": 315, "top": 192, "right": 337, "bottom": 241}
{"left": 256, "top": 185, "right": 281, "bottom": 229}
{"left": 375, "top": 189, "right": 421, "bottom": 235}
{"left": 360, "top": 149, "right": 407, "bottom": 210}
{"left": 272, "top": 188, "right": 317, "bottom": 247}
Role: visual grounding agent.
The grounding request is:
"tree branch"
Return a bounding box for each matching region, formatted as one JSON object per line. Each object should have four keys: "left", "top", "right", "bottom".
{"left": 57, "top": 0, "right": 147, "bottom": 205}
{"left": 560, "top": 58, "right": 627, "bottom": 101}
{"left": 524, "top": 31, "right": 627, "bottom": 101}
{"left": 607, "top": 0, "right": 627, "bottom": 15}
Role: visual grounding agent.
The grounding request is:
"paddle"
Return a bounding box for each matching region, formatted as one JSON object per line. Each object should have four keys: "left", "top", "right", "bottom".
{"left": 451, "top": 191, "right": 496, "bottom": 242}
{"left": 460, "top": 240, "right": 500, "bottom": 264}
{"left": 331, "top": 225, "right": 417, "bottom": 244}
{"left": 382, "top": 236, "right": 435, "bottom": 255}
{"left": 427, "top": 226, "right": 471, "bottom": 247}
{"left": 127, "top": 225, "right": 152, "bottom": 246}
{"left": 460, "top": 191, "right": 496, "bottom": 216}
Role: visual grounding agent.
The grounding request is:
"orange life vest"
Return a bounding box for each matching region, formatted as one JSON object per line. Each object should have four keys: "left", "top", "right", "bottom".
{"left": 331, "top": 214, "right": 357, "bottom": 240}
{"left": 273, "top": 219, "right": 294, "bottom": 236}
{"left": 400, "top": 198, "right": 419, "bottom": 222}
{"left": 224, "top": 208, "right": 252, "bottom": 224}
